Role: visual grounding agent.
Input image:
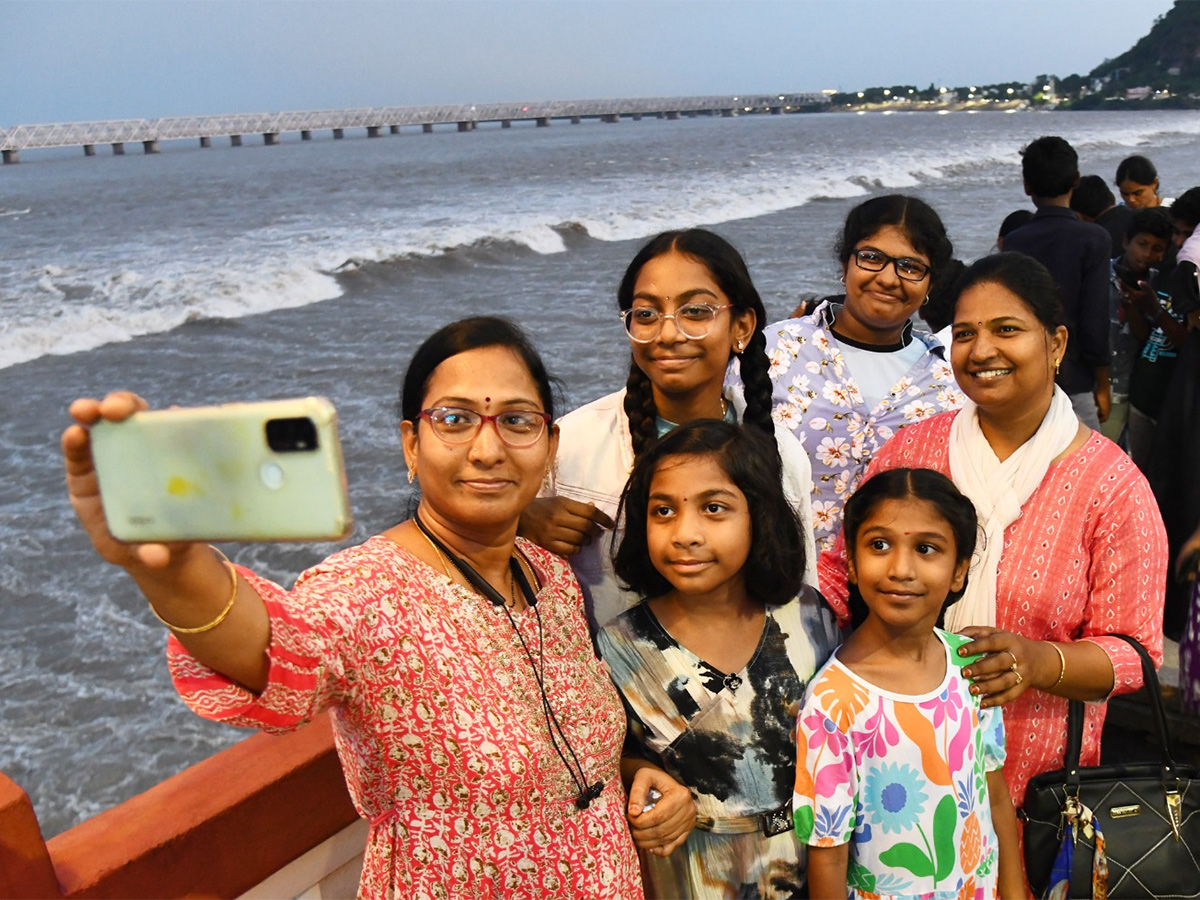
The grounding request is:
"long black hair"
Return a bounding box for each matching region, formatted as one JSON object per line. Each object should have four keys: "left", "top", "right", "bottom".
{"left": 617, "top": 229, "right": 774, "bottom": 458}
{"left": 614, "top": 420, "right": 805, "bottom": 607}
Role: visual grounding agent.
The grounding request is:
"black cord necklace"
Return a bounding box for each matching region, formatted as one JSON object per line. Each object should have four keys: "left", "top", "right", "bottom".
{"left": 413, "top": 515, "right": 604, "bottom": 810}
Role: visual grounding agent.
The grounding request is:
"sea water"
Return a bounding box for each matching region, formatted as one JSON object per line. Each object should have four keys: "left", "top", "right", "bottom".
{"left": 2, "top": 109, "right": 1197, "bottom": 836}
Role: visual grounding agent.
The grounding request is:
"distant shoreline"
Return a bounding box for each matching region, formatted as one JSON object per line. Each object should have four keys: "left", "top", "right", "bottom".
{"left": 819, "top": 99, "right": 1028, "bottom": 114}
{"left": 820, "top": 98, "right": 1200, "bottom": 114}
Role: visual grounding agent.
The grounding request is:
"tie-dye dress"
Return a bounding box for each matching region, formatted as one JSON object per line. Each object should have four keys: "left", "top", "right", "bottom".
{"left": 597, "top": 588, "right": 839, "bottom": 899}
{"left": 793, "top": 630, "right": 1006, "bottom": 900}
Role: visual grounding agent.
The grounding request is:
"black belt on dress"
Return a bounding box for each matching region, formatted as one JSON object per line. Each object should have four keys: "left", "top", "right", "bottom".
{"left": 694, "top": 799, "right": 793, "bottom": 837}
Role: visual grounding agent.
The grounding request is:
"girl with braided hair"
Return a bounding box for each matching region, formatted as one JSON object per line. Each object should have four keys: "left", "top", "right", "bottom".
{"left": 521, "top": 229, "right": 817, "bottom": 635}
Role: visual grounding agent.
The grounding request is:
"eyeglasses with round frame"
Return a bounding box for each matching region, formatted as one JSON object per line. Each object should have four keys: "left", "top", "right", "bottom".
{"left": 619, "top": 303, "right": 731, "bottom": 343}
{"left": 852, "top": 248, "right": 931, "bottom": 283}
{"left": 417, "top": 407, "right": 552, "bottom": 448}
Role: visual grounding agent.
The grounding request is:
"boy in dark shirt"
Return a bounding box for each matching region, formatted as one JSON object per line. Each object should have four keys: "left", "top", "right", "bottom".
{"left": 1004, "top": 136, "right": 1112, "bottom": 429}
{"left": 1127, "top": 190, "right": 1200, "bottom": 472}
{"left": 1103, "top": 209, "right": 1171, "bottom": 448}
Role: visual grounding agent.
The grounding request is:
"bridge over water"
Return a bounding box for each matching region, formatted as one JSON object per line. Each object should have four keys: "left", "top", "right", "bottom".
{"left": 0, "top": 93, "right": 829, "bottom": 163}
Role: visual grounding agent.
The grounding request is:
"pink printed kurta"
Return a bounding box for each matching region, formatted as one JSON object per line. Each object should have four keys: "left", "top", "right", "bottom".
{"left": 817, "top": 411, "right": 1166, "bottom": 806}
{"left": 168, "top": 536, "right": 642, "bottom": 900}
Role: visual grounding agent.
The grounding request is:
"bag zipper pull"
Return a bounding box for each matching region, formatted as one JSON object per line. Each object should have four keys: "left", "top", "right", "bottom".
{"left": 1166, "top": 788, "right": 1183, "bottom": 842}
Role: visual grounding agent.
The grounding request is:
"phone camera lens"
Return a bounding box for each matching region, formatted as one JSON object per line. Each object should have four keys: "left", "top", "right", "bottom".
{"left": 266, "top": 417, "right": 319, "bottom": 453}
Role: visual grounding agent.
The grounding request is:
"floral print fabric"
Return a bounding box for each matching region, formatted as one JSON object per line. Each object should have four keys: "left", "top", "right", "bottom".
{"left": 794, "top": 630, "right": 1005, "bottom": 900}
{"left": 597, "top": 589, "right": 840, "bottom": 899}
{"left": 763, "top": 303, "right": 962, "bottom": 553}
{"left": 168, "top": 535, "right": 642, "bottom": 900}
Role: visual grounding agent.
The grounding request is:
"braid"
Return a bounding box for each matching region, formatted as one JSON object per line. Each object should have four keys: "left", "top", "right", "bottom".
{"left": 623, "top": 361, "right": 660, "bottom": 458}
{"left": 738, "top": 329, "right": 775, "bottom": 438}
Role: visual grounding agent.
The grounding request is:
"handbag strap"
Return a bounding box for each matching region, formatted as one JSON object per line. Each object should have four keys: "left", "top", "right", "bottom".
{"left": 1064, "top": 633, "right": 1178, "bottom": 786}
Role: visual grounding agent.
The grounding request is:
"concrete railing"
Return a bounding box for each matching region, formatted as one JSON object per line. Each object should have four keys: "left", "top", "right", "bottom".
{"left": 0, "top": 714, "right": 360, "bottom": 899}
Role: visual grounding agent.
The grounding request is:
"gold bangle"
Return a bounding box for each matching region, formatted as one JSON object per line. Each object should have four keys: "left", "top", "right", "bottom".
{"left": 150, "top": 546, "right": 239, "bottom": 634}
{"left": 1049, "top": 643, "right": 1067, "bottom": 690}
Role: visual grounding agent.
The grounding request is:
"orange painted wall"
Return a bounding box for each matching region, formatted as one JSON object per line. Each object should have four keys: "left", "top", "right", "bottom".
{"left": 0, "top": 715, "right": 357, "bottom": 900}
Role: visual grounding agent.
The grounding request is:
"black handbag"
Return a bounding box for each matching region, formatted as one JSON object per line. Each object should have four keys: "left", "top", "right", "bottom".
{"left": 1021, "top": 634, "right": 1200, "bottom": 899}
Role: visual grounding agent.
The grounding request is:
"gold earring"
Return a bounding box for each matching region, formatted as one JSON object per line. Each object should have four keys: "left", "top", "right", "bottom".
{"left": 407, "top": 466, "right": 417, "bottom": 484}
{"left": 1054, "top": 358, "right": 1062, "bottom": 374}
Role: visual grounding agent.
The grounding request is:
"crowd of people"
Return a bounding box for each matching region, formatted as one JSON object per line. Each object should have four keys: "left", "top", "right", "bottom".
{"left": 61, "top": 135, "right": 1196, "bottom": 899}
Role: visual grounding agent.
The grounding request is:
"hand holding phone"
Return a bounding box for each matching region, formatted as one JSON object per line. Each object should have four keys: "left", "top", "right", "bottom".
{"left": 90, "top": 397, "right": 352, "bottom": 543}
{"left": 1114, "top": 263, "right": 1140, "bottom": 290}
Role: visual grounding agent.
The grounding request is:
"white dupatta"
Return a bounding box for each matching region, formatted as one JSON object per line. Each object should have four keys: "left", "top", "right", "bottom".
{"left": 1178, "top": 225, "right": 1200, "bottom": 270}
{"left": 1178, "top": 227, "right": 1200, "bottom": 297}
{"left": 944, "top": 387, "right": 1078, "bottom": 631}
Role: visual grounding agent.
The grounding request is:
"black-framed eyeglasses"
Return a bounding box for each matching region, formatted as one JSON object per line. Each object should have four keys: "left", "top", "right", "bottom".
{"left": 417, "top": 407, "right": 552, "bottom": 447}
{"left": 619, "top": 303, "right": 730, "bottom": 343}
{"left": 852, "top": 248, "right": 931, "bottom": 283}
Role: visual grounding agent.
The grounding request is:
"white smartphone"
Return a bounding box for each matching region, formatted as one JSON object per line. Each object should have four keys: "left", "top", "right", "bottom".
{"left": 91, "top": 397, "right": 353, "bottom": 542}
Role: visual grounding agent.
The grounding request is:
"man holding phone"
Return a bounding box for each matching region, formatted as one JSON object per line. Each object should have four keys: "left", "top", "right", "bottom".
{"left": 1105, "top": 208, "right": 1172, "bottom": 448}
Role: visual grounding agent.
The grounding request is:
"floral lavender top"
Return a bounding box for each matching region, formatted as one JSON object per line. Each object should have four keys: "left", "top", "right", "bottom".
{"left": 763, "top": 302, "right": 962, "bottom": 552}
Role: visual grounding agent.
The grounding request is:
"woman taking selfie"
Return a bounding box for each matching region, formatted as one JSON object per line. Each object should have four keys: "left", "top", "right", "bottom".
{"left": 818, "top": 253, "right": 1167, "bottom": 809}
{"left": 62, "top": 317, "right": 646, "bottom": 899}
{"left": 761, "top": 194, "right": 964, "bottom": 555}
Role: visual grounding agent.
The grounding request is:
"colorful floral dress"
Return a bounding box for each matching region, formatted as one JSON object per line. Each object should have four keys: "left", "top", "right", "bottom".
{"left": 762, "top": 303, "right": 963, "bottom": 553}
{"left": 794, "top": 630, "right": 1006, "bottom": 900}
{"left": 816, "top": 411, "right": 1167, "bottom": 807}
{"left": 597, "top": 589, "right": 840, "bottom": 899}
{"left": 167, "top": 535, "right": 643, "bottom": 900}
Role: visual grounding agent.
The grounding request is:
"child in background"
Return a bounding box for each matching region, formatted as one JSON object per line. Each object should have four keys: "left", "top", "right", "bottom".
{"left": 794, "top": 468, "right": 1022, "bottom": 900}
{"left": 1104, "top": 208, "right": 1172, "bottom": 448}
{"left": 598, "top": 420, "right": 840, "bottom": 899}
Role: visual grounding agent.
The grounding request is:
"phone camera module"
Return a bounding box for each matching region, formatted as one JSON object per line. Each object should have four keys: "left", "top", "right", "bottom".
{"left": 266, "top": 417, "right": 319, "bottom": 453}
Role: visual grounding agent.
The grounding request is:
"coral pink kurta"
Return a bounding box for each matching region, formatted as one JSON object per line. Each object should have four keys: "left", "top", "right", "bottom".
{"left": 817, "top": 411, "right": 1166, "bottom": 806}
{"left": 168, "top": 535, "right": 642, "bottom": 900}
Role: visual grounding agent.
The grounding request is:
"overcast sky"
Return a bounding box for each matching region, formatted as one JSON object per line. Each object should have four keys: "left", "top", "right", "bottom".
{"left": 1, "top": 0, "right": 1174, "bottom": 125}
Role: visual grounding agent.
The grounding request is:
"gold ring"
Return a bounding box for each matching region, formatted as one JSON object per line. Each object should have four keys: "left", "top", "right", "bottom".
{"left": 1006, "top": 650, "right": 1018, "bottom": 668}
{"left": 1013, "top": 669, "right": 1023, "bottom": 686}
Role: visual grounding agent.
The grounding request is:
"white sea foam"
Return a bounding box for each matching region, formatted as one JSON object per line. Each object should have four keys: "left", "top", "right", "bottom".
{"left": 0, "top": 262, "right": 342, "bottom": 369}
{"left": 4, "top": 109, "right": 1198, "bottom": 372}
